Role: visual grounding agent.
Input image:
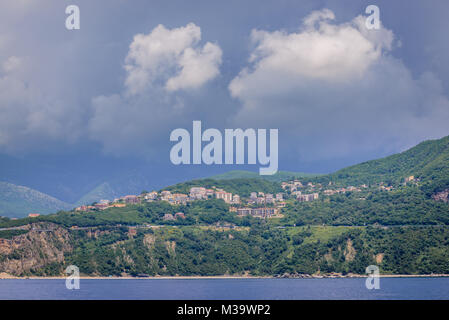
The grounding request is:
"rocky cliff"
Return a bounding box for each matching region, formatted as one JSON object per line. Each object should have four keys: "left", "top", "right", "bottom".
{"left": 0, "top": 223, "right": 72, "bottom": 276}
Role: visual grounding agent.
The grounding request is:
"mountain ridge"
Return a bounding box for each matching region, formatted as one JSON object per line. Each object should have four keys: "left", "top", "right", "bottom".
{"left": 307, "top": 135, "right": 449, "bottom": 190}
{"left": 0, "top": 181, "right": 72, "bottom": 218}
{"left": 1, "top": 134, "right": 449, "bottom": 217}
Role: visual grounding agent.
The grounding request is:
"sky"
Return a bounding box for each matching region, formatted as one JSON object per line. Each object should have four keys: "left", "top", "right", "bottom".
{"left": 0, "top": 0, "right": 448, "bottom": 202}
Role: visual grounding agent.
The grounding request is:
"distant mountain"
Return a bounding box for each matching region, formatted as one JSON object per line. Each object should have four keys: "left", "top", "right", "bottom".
{"left": 209, "top": 170, "right": 318, "bottom": 182}
{"left": 0, "top": 182, "right": 72, "bottom": 218}
{"left": 74, "top": 173, "right": 156, "bottom": 206}
{"left": 74, "top": 182, "right": 117, "bottom": 206}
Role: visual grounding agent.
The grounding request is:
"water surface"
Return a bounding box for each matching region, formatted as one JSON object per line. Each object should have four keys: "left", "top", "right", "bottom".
{"left": 0, "top": 278, "right": 448, "bottom": 300}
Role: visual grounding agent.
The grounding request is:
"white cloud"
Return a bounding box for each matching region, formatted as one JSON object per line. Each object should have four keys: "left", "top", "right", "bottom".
{"left": 124, "top": 23, "right": 222, "bottom": 94}
{"left": 228, "top": 9, "right": 449, "bottom": 163}
{"left": 230, "top": 9, "right": 393, "bottom": 98}
{"left": 89, "top": 23, "right": 223, "bottom": 156}
{"left": 165, "top": 42, "right": 222, "bottom": 92}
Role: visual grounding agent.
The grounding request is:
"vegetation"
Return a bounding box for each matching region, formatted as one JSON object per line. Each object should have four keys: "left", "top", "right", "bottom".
{"left": 164, "top": 178, "right": 283, "bottom": 197}
{"left": 306, "top": 135, "right": 449, "bottom": 193}
{"left": 7, "top": 224, "right": 448, "bottom": 277}
{"left": 0, "top": 229, "right": 28, "bottom": 239}
{"left": 1, "top": 135, "right": 449, "bottom": 276}
{"left": 280, "top": 188, "right": 449, "bottom": 226}
{"left": 209, "top": 170, "right": 319, "bottom": 182}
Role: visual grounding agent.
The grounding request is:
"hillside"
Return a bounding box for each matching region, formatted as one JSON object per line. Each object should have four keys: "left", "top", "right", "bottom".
{"left": 2, "top": 135, "right": 449, "bottom": 218}
{"left": 0, "top": 135, "right": 449, "bottom": 277}
{"left": 75, "top": 182, "right": 118, "bottom": 206}
{"left": 164, "top": 178, "right": 283, "bottom": 197}
{"left": 308, "top": 135, "right": 449, "bottom": 192}
{"left": 0, "top": 182, "right": 72, "bottom": 218}
{"left": 209, "top": 170, "right": 319, "bottom": 182}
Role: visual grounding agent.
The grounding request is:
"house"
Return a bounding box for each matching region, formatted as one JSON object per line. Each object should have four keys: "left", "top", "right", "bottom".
{"left": 123, "top": 195, "right": 140, "bottom": 204}
{"left": 293, "top": 180, "right": 303, "bottom": 187}
{"left": 160, "top": 190, "right": 172, "bottom": 200}
{"left": 175, "top": 212, "right": 186, "bottom": 219}
{"left": 205, "top": 189, "right": 215, "bottom": 197}
{"left": 173, "top": 193, "right": 189, "bottom": 204}
{"left": 265, "top": 194, "right": 274, "bottom": 204}
{"left": 160, "top": 191, "right": 173, "bottom": 202}
{"left": 28, "top": 213, "right": 40, "bottom": 218}
{"left": 237, "top": 207, "right": 278, "bottom": 218}
{"left": 275, "top": 193, "right": 283, "bottom": 201}
{"left": 75, "top": 205, "right": 89, "bottom": 212}
{"left": 297, "top": 193, "right": 319, "bottom": 202}
{"left": 232, "top": 194, "right": 240, "bottom": 204}
{"left": 163, "top": 213, "right": 175, "bottom": 221}
{"left": 144, "top": 191, "right": 158, "bottom": 201}
{"left": 94, "top": 203, "right": 109, "bottom": 210}
{"left": 190, "top": 187, "right": 207, "bottom": 200}
{"left": 216, "top": 191, "right": 233, "bottom": 203}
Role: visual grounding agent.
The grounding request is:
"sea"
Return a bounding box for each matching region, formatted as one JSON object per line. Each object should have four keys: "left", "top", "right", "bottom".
{"left": 0, "top": 278, "right": 448, "bottom": 300}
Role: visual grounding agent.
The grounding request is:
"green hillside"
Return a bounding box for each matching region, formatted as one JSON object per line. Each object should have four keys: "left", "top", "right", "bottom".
{"left": 1, "top": 135, "right": 449, "bottom": 277}
{"left": 0, "top": 181, "right": 72, "bottom": 218}
{"left": 308, "top": 135, "right": 449, "bottom": 190}
{"left": 164, "top": 178, "right": 282, "bottom": 197}
{"left": 209, "top": 170, "right": 319, "bottom": 182}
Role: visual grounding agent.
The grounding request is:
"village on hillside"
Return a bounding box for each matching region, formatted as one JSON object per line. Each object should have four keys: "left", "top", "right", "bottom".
{"left": 53, "top": 175, "right": 419, "bottom": 221}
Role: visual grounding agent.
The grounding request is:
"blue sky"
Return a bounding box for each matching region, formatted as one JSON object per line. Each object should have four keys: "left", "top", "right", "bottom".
{"left": 0, "top": 0, "right": 448, "bottom": 202}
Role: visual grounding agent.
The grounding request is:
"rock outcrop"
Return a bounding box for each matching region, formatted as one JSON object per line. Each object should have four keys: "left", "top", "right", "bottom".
{"left": 0, "top": 223, "right": 72, "bottom": 276}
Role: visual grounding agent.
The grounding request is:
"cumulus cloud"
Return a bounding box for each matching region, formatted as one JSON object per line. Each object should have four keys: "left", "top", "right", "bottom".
{"left": 89, "top": 23, "right": 223, "bottom": 156}
{"left": 124, "top": 23, "right": 222, "bottom": 94}
{"left": 228, "top": 9, "right": 449, "bottom": 164}
{"left": 230, "top": 9, "right": 393, "bottom": 96}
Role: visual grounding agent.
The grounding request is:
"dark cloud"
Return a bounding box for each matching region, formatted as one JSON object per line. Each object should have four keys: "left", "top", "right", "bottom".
{"left": 228, "top": 9, "right": 449, "bottom": 168}
{"left": 0, "top": 0, "right": 448, "bottom": 178}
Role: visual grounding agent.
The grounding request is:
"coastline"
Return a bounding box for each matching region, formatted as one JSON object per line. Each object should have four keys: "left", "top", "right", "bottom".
{"left": 2, "top": 273, "right": 449, "bottom": 280}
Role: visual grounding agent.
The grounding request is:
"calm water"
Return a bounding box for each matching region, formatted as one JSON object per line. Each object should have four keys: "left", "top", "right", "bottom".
{"left": 0, "top": 278, "right": 448, "bottom": 300}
